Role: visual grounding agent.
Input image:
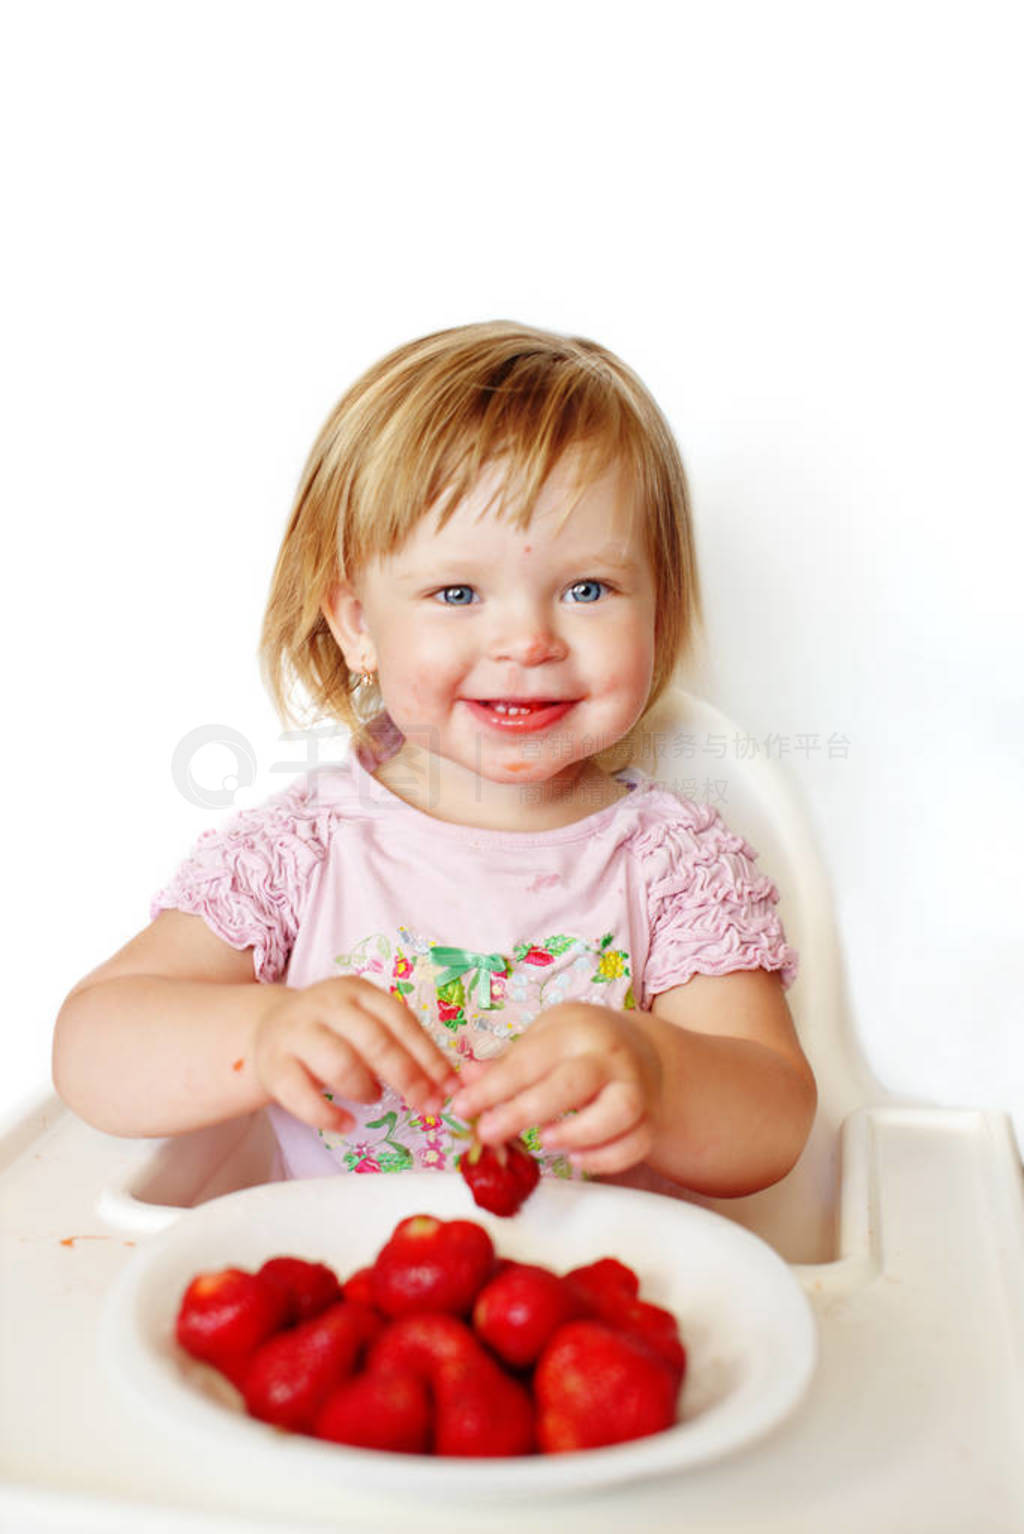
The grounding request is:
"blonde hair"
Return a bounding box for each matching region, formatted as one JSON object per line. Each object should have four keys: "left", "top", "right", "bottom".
{"left": 260, "top": 321, "right": 702, "bottom": 756}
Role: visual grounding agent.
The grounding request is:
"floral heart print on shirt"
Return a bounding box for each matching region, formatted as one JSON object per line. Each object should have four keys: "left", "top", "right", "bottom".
{"left": 317, "top": 927, "right": 636, "bottom": 1175}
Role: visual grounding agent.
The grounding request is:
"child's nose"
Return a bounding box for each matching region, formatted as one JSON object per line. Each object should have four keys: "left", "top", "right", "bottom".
{"left": 506, "top": 633, "right": 567, "bottom": 665}
{"left": 490, "top": 612, "right": 568, "bottom": 667}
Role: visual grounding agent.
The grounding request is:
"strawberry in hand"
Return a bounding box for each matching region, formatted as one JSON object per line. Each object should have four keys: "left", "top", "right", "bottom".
{"left": 458, "top": 1129, "right": 540, "bottom": 1217}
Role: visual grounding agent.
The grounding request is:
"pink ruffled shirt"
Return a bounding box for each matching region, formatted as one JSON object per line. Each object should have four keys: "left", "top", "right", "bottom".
{"left": 151, "top": 751, "right": 797, "bottom": 1186}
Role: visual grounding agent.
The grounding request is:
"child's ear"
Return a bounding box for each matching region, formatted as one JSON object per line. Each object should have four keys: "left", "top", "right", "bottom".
{"left": 322, "top": 581, "right": 377, "bottom": 673}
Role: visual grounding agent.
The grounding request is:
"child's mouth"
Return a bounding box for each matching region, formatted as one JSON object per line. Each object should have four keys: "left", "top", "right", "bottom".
{"left": 466, "top": 699, "right": 576, "bottom": 733}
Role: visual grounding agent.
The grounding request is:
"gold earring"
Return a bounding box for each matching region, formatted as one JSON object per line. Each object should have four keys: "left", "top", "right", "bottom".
{"left": 349, "top": 665, "right": 381, "bottom": 724}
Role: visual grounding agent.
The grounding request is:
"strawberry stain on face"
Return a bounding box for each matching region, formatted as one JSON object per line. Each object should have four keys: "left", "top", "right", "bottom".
{"left": 232, "top": 1058, "right": 245, "bottom": 1072}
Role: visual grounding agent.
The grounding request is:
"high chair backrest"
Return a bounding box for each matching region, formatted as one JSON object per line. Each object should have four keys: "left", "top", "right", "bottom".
{"left": 631, "top": 686, "right": 889, "bottom": 1262}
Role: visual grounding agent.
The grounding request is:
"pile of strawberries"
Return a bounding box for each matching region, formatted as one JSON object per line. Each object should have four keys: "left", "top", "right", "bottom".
{"left": 175, "top": 1213, "right": 686, "bottom": 1456}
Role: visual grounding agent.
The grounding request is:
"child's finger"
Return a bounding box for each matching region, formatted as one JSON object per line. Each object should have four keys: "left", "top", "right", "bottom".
{"left": 348, "top": 981, "right": 458, "bottom": 1090}
{"left": 273, "top": 1056, "right": 356, "bottom": 1132}
{"left": 562, "top": 1119, "right": 655, "bottom": 1175}
{"left": 452, "top": 1059, "right": 488, "bottom": 1088}
{"left": 328, "top": 1007, "right": 444, "bottom": 1107}
{"left": 320, "top": 980, "right": 452, "bottom": 1097}
{"left": 301, "top": 1023, "right": 381, "bottom": 1103}
{"left": 539, "top": 1080, "right": 646, "bottom": 1150}
{"left": 449, "top": 1033, "right": 562, "bottom": 1121}
{"left": 473, "top": 1056, "right": 607, "bottom": 1145}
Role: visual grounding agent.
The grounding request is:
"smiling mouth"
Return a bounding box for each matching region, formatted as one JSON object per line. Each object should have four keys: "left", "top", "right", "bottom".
{"left": 466, "top": 698, "right": 576, "bottom": 732}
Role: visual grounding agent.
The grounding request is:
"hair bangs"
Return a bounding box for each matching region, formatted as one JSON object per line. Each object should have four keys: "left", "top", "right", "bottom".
{"left": 426, "top": 357, "right": 631, "bottom": 539}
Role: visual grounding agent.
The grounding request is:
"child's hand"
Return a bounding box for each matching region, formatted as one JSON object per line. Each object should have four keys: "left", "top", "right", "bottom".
{"left": 254, "top": 977, "right": 461, "bottom": 1132}
{"left": 448, "top": 1003, "right": 665, "bottom": 1175}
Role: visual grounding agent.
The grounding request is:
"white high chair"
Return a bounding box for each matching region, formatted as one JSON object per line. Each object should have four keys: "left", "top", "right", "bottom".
{"left": 2, "top": 687, "right": 1023, "bottom": 1533}
{"left": 632, "top": 685, "right": 886, "bottom": 1266}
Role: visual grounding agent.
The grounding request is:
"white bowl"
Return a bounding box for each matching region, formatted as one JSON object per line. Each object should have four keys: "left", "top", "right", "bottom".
{"left": 100, "top": 1173, "right": 816, "bottom": 1498}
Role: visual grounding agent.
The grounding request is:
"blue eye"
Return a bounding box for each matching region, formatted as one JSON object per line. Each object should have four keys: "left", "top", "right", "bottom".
{"left": 434, "top": 585, "right": 477, "bottom": 606}
{"left": 566, "top": 579, "right": 606, "bottom": 603}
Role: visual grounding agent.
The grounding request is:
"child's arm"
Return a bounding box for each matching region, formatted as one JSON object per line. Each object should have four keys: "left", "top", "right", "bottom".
{"left": 448, "top": 970, "right": 816, "bottom": 1198}
{"left": 53, "top": 910, "right": 460, "bottom": 1138}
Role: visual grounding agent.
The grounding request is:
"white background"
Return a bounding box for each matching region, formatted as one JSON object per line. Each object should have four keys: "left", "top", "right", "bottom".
{"left": 3, "top": 2, "right": 1021, "bottom": 1137}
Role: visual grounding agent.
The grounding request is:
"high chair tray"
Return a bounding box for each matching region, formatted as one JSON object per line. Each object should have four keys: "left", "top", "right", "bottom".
{"left": 2, "top": 1096, "right": 1024, "bottom": 1533}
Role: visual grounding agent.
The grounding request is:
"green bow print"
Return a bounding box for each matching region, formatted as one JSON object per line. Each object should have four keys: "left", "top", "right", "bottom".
{"left": 430, "top": 945, "right": 507, "bottom": 1011}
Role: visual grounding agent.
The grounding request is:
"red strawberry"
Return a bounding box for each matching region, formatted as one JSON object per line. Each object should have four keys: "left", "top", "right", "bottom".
{"left": 564, "top": 1257, "right": 640, "bottom": 1312}
{"left": 241, "top": 1300, "right": 383, "bottom": 1432}
{"left": 458, "top": 1134, "right": 540, "bottom": 1217}
{"left": 564, "top": 1261, "right": 685, "bottom": 1383}
{"left": 211, "top": 1350, "right": 255, "bottom": 1394}
{"left": 367, "top": 1312, "right": 485, "bottom": 1383}
{"left": 257, "top": 1256, "right": 343, "bottom": 1325}
{"left": 176, "top": 1268, "right": 288, "bottom": 1371}
{"left": 610, "top": 1298, "right": 687, "bottom": 1384}
{"left": 472, "top": 1263, "right": 579, "bottom": 1370}
{"left": 342, "top": 1265, "right": 376, "bottom": 1307}
{"left": 534, "top": 1320, "right": 679, "bottom": 1451}
{"left": 433, "top": 1354, "right": 535, "bottom": 1457}
{"left": 314, "top": 1368, "right": 431, "bottom": 1454}
{"left": 371, "top": 1215, "right": 494, "bottom": 1317}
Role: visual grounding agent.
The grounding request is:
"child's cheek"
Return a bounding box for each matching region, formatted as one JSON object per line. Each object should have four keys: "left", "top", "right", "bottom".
{"left": 391, "top": 660, "right": 449, "bottom": 722}
{"left": 408, "top": 662, "right": 443, "bottom": 704}
{"left": 620, "top": 628, "right": 657, "bottom": 687}
{"left": 602, "top": 652, "right": 653, "bottom": 695}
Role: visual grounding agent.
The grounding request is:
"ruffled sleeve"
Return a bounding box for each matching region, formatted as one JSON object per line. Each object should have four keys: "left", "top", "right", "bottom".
{"left": 149, "top": 779, "right": 336, "bottom": 983}
{"left": 634, "top": 798, "right": 799, "bottom": 1004}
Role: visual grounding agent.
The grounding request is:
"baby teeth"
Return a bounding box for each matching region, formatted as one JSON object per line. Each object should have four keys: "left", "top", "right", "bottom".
{"left": 491, "top": 702, "right": 534, "bottom": 716}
